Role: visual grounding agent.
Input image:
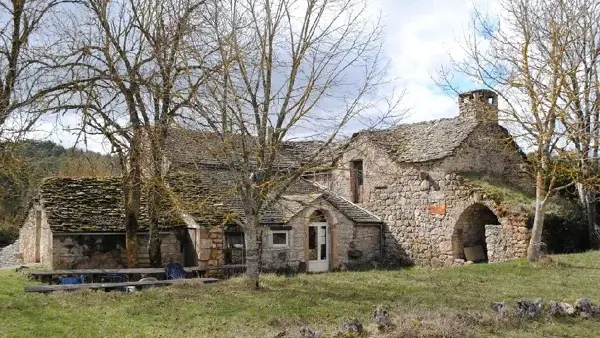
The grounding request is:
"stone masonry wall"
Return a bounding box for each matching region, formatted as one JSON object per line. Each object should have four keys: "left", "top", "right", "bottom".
{"left": 439, "top": 122, "right": 532, "bottom": 193}
{"left": 52, "top": 232, "right": 183, "bottom": 269}
{"left": 329, "top": 127, "right": 530, "bottom": 266}
{"left": 19, "top": 205, "right": 52, "bottom": 265}
{"left": 260, "top": 197, "right": 380, "bottom": 272}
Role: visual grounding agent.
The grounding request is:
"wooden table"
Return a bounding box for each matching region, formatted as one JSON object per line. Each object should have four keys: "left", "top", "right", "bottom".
{"left": 30, "top": 264, "right": 246, "bottom": 283}
{"left": 25, "top": 277, "right": 220, "bottom": 293}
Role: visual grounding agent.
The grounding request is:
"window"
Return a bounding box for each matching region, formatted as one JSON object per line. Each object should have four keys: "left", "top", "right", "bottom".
{"left": 271, "top": 230, "right": 289, "bottom": 247}
{"left": 351, "top": 160, "right": 364, "bottom": 203}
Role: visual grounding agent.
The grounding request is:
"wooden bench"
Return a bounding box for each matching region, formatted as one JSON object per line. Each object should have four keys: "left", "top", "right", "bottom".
{"left": 30, "top": 264, "right": 246, "bottom": 282}
{"left": 24, "top": 277, "right": 220, "bottom": 293}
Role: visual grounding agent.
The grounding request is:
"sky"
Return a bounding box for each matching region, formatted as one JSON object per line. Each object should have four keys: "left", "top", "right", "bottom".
{"left": 30, "top": 0, "right": 493, "bottom": 154}
{"left": 377, "top": 0, "right": 492, "bottom": 124}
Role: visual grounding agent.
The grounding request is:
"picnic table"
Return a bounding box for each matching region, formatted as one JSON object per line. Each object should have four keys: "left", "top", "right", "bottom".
{"left": 30, "top": 264, "right": 246, "bottom": 283}
{"left": 25, "top": 277, "right": 220, "bottom": 293}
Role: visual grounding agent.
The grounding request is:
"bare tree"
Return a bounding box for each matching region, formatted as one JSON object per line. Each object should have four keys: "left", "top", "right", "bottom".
{"left": 188, "top": 0, "right": 401, "bottom": 288}
{"left": 437, "top": 0, "right": 600, "bottom": 261}
{"left": 0, "top": 0, "right": 73, "bottom": 138}
{"left": 559, "top": 1, "right": 600, "bottom": 249}
{"left": 51, "top": 0, "right": 211, "bottom": 267}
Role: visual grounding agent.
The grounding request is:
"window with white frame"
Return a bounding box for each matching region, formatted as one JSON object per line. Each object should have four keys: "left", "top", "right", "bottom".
{"left": 271, "top": 230, "right": 289, "bottom": 247}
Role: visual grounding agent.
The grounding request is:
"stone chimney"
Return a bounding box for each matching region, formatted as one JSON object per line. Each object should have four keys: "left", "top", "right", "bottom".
{"left": 458, "top": 89, "right": 498, "bottom": 123}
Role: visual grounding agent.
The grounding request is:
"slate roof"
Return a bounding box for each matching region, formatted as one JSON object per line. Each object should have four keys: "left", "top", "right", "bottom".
{"left": 40, "top": 177, "right": 185, "bottom": 233}
{"left": 165, "top": 129, "right": 299, "bottom": 170}
{"left": 357, "top": 116, "right": 482, "bottom": 163}
{"left": 165, "top": 129, "right": 340, "bottom": 171}
{"left": 39, "top": 170, "right": 380, "bottom": 232}
{"left": 166, "top": 170, "right": 381, "bottom": 225}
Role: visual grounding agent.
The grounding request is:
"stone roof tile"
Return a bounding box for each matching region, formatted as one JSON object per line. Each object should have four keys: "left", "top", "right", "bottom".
{"left": 40, "top": 177, "right": 185, "bottom": 233}
{"left": 359, "top": 116, "right": 481, "bottom": 163}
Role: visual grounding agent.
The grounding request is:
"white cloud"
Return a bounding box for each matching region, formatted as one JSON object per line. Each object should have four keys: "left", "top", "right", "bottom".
{"left": 378, "top": 0, "right": 493, "bottom": 122}
{"left": 19, "top": 0, "right": 495, "bottom": 152}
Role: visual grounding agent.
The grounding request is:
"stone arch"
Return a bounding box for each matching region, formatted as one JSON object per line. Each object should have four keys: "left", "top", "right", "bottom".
{"left": 452, "top": 203, "right": 500, "bottom": 262}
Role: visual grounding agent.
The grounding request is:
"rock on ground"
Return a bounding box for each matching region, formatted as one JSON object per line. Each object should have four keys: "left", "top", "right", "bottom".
{"left": 574, "top": 298, "right": 594, "bottom": 318}
{"left": 549, "top": 301, "right": 575, "bottom": 316}
{"left": 299, "top": 325, "right": 321, "bottom": 338}
{"left": 339, "top": 318, "right": 363, "bottom": 336}
{"left": 491, "top": 302, "right": 507, "bottom": 317}
{"left": 372, "top": 305, "right": 391, "bottom": 329}
{"left": 514, "top": 298, "right": 543, "bottom": 318}
{"left": 0, "top": 240, "right": 21, "bottom": 268}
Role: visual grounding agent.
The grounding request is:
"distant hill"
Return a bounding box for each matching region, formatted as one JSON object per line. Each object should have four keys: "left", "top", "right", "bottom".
{"left": 0, "top": 140, "right": 119, "bottom": 245}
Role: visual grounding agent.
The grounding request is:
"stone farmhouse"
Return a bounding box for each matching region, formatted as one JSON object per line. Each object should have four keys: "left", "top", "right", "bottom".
{"left": 19, "top": 89, "right": 533, "bottom": 271}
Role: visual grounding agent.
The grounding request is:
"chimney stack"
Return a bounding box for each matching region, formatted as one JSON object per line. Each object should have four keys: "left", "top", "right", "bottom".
{"left": 458, "top": 89, "right": 498, "bottom": 123}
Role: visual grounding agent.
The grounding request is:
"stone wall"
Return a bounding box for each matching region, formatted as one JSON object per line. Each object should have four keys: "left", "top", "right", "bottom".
{"left": 193, "top": 196, "right": 381, "bottom": 272}
{"left": 347, "top": 225, "right": 381, "bottom": 268}
{"left": 260, "top": 197, "right": 380, "bottom": 272}
{"left": 19, "top": 205, "right": 52, "bottom": 265}
{"left": 438, "top": 122, "right": 532, "bottom": 193}
{"left": 329, "top": 129, "right": 531, "bottom": 266}
{"left": 51, "top": 232, "right": 184, "bottom": 269}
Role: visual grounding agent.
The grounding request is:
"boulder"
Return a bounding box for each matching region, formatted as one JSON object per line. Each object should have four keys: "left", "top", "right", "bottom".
{"left": 574, "top": 298, "right": 594, "bottom": 318}
{"left": 549, "top": 301, "right": 575, "bottom": 316}
{"left": 372, "top": 305, "right": 391, "bottom": 329}
{"left": 339, "top": 317, "right": 363, "bottom": 336}
{"left": 491, "top": 301, "right": 507, "bottom": 317}
{"left": 300, "top": 325, "right": 321, "bottom": 338}
{"left": 514, "top": 298, "right": 543, "bottom": 318}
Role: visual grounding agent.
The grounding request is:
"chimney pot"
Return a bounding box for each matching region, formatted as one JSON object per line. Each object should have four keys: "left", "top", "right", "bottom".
{"left": 458, "top": 89, "right": 498, "bottom": 123}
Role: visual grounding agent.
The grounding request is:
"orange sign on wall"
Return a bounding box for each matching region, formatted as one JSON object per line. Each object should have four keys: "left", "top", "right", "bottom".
{"left": 428, "top": 203, "right": 446, "bottom": 216}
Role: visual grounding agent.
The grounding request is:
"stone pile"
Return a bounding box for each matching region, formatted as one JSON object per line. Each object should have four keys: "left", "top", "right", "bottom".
{"left": 514, "top": 298, "right": 543, "bottom": 318}
{"left": 492, "top": 298, "right": 599, "bottom": 318}
{"left": 0, "top": 240, "right": 21, "bottom": 268}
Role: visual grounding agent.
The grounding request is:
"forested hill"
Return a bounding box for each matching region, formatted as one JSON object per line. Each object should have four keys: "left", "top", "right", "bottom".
{"left": 0, "top": 140, "right": 119, "bottom": 245}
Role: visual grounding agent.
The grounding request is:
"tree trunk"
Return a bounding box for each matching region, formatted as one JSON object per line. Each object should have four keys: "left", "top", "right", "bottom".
{"left": 244, "top": 214, "right": 261, "bottom": 290}
{"left": 123, "top": 178, "right": 139, "bottom": 268}
{"left": 124, "top": 128, "right": 143, "bottom": 268}
{"left": 527, "top": 171, "right": 547, "bottom": 262}
{"left": 148, "top": 178, "right": 162, "bottom": 267}
{"left": 577, "top": 183, "right": 599, "bottom": 249}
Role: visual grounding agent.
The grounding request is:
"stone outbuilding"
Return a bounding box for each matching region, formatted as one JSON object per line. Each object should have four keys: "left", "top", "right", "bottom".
{"left": 19, "top": 177, "right": 188, "bottom": 268}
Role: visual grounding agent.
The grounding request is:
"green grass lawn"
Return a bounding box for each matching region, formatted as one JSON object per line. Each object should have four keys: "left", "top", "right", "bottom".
{"left": 2, "top": 252, "right": 600, "bottom": 337}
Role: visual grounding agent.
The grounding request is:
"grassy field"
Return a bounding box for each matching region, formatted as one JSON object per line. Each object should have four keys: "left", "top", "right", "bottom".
{"left": 2, "top": 252, "right": 600, "bottom": 337}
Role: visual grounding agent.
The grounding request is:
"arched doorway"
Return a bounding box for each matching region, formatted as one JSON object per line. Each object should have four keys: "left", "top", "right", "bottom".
{"left": 452, "top": 203, "right": 499, "bottom": 263}
{"left": 308, "top": 210, "right": 329, "bottom": 272}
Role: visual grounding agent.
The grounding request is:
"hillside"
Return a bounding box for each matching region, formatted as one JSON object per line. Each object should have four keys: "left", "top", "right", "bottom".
{"left": 0, "top": 140, "right": 119, "bottom": 246}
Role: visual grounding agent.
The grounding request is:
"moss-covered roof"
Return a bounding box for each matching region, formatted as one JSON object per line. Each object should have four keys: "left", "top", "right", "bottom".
{"left": 166, "top": 170, "right": 382, "bottom": 225}
{"left": 40, "top": 177, "right": 185, "bottom": 232}
{"left": 39, "top": 170, "right": 381, "bottom": 232}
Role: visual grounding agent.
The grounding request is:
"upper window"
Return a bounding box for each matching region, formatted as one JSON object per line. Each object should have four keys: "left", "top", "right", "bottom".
{"left": 271, "top": 230, "right": 289, "bottom": 247}
{"left": 353, "top": 160, "right": 364, "bottom": 186}
{"left": 351, "top": 160, "right": 364, "bottom": 203}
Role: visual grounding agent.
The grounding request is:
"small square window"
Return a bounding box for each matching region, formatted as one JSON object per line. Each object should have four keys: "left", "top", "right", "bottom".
{"left": 271, "top": 231, "right": 289, "bottom": 247}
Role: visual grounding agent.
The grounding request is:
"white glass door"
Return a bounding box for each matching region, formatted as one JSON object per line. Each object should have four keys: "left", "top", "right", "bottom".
{"left": 308, "top": 222, "right": 328, "bottom": 272}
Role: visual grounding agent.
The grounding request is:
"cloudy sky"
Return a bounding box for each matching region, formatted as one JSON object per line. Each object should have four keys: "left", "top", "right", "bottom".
{"left": 377, "top": 0, "right": 493, "bottom": 123}
{"left": 33, "top": 0, "right": 493, "bottom": 153}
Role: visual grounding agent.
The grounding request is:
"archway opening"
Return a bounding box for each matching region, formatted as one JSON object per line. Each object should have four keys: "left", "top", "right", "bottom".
{"left": 452, "top": 203, "right": 499, "bottom": 263}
